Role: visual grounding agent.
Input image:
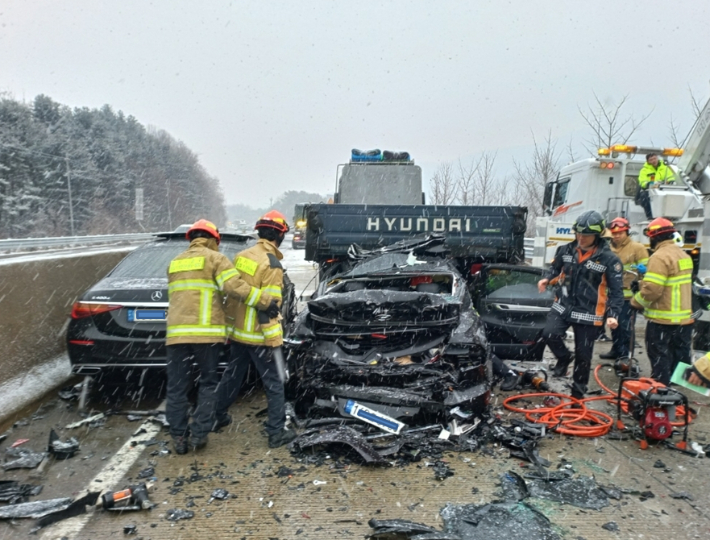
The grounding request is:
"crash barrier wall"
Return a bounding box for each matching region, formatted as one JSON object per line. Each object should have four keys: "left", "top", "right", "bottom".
{"left": 0, "top": 248, "right": 132, "bottom": 421}
{"left": 0, "top": 232, "right": 157, "bottom": 252}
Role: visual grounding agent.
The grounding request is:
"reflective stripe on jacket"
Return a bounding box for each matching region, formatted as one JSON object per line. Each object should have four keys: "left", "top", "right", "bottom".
{"left": 227, "top": 239, "right": 284, "bottom": 347}
{"left": 544, "top": 239, "right": 624, "bottom": 326}
{"left": 631, "top": 239, "right": 693, "bottom": 325}
{"left": 638, "top": 161, "right": 675, "bottom": 189}
{"left": 610, "top": 236, "right": 649, "bottom": 299}
{"left": 166, "top": 237, "right": 273, "bottom": 345}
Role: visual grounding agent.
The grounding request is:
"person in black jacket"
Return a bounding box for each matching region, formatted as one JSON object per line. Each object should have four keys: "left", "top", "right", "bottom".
{"left": 537, "top": 211, "right": 624, "bottom": 399}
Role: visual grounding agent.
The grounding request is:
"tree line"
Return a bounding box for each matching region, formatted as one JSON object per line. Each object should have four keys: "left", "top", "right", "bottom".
{"left": 0, "top": 94, "right": 226, "bottom": 239}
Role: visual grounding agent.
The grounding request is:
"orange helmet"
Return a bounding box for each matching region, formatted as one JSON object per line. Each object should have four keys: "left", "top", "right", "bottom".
{"left": 255, "top": 210, "right": 290, "bottom": 234}
{"left": 186, "top": 219, "right": 221, "bottom": 244}
{"left": 644, "top": 217, "right": 676, "bottom": 238}
{"left": 609, "top": 217, "right": 630, "bottom": 233}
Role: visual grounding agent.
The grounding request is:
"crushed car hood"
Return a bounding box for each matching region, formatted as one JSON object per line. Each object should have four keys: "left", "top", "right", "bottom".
{"left": 308, "top": 289, "right": 460, "bottom": 327}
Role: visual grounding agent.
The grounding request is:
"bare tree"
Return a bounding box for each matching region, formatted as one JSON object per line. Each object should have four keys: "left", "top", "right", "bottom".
{"left": 668, "top": 114, "right": 684, "bottom": 149}
{"left": 429, "top": 162, "right": 458, "bottom": 205}
{"left": 689, "top": 86, "right": 703, "bottom": 119}
{"left": 578, "top": 93, "right": 654, "bottom": 153}
{"left": 512, "top": 131, "right": 561, "bottom": 230}
{"left": 456, "top": 158, "right": 477, "bottom": 205}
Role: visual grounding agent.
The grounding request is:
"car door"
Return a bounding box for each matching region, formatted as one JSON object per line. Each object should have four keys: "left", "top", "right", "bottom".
{"left": 472, "top": 264, "right": 554, "bottom": 360}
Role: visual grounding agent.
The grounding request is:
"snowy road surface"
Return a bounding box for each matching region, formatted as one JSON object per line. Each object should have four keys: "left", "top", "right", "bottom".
{"left": 1, "top": 244, "right": 710, "bottom": 539}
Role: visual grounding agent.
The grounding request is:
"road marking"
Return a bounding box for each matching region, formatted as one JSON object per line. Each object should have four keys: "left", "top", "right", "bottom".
{"left": 41, "top": 410, "right": 164, "bottom": 540}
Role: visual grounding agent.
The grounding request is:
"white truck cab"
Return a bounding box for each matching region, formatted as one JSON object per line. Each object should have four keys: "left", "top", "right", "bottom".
{"left": 532, "top": 145, "right": 703, "bottom": 268}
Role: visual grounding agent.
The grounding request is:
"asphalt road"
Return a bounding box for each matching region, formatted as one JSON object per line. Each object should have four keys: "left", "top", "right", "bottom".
{"left": 2, "top": 244, "right": 710, "bottom": 540}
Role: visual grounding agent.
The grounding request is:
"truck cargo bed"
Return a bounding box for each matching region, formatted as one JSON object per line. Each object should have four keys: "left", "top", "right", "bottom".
{"left": 304, "top": 203, "right": 527, "bottom": 264}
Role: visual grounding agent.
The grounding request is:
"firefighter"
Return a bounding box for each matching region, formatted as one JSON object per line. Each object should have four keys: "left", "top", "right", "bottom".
{"left": 215, "top": 210, "right": 296, "bottom": 448}
{"left": 636, "top": 153, "right": 676, "bottom": 220}
{"left": 537, "top": 211, "right": 624, "bottom": 399}
{"left": 166, "top": 219, "right": 279, "bottom": 454}
{"left": 686, "top": 353, "right": 710, "bottom": 388}
{"left": 631, "top": 218, "right": 693, "bottom": 385}
{"left": 600, "top": 217, "right": 649, "bottom": 363}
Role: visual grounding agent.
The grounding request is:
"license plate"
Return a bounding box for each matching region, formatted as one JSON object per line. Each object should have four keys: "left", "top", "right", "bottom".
{"left": 127, "top": 309, "right": 167, "bottom": 322}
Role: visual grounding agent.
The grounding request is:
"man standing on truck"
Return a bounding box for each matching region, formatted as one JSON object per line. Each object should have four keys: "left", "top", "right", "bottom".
{"left": 166, "top": 219, "right": 279, "bottom": 454}
{"left": 631, "top": 218, "right": 693, "bottom": 385}
{"left": 600, "top": 217, "right": 649, "bottom": 364}
{"left": 537, "top": 211, "right": 624, "bottom": 399}
{"left": 636, "top": 153, "right": 676, "bottom": 220}
{"left": 215, "top": 210, "right": 297, "bottom": 448}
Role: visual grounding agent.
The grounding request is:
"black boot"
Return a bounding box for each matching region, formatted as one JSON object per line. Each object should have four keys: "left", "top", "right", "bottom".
{"left": 552, "top": 356, "right": 573, "bottom": 378}
{"left": 268, "top": 428, "right": 297, "bottom": 448}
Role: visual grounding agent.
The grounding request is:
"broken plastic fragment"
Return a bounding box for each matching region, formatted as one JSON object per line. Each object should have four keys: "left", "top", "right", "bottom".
{"left": 166, "top": 508, "right": 195, "bottom": 521}
{"left": 48, "top": 429, "right": 80, "bottom": 460}
{"left": 3, "top": 449, "right": 48, "bottom": 470}
{"left": 0, "top": 497, "right": 72, "bottom": 519}
{"left": 65, "top": 413, "right": 105, "bottom": 429}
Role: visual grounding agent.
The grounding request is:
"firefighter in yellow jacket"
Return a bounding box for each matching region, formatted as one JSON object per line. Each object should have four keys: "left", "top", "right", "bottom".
{"left": 215, "top": 210, "right": 296, "bottom": 448}
{"left": 600, "top": 217, "right": 649, "bottom": 363}
{"left": 166, "top": 219, "right": 279, "bottom": 454}
{"left": 630, "top": 218, "right": 693, "bottom": 384}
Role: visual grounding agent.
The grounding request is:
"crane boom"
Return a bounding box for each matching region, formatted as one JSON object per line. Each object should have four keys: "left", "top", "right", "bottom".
{"left": 679, "top": 95, "right": 710, "bottom": 192}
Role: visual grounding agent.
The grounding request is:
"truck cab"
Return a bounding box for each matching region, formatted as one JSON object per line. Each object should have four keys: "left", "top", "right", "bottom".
{"left": 532, "top": 145, "right": 702, "bottom": 268}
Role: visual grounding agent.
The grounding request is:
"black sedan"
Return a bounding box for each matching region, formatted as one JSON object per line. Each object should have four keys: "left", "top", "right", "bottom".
{"left": 66, "top": 231, "right": 260, "bottom": 375}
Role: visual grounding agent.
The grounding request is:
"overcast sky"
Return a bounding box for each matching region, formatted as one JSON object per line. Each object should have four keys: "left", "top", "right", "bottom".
{"left": 1, "top": 1, "right": 709, "bottom": 207}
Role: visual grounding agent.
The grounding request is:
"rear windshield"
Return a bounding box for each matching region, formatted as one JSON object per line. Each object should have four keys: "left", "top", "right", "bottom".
{"left": 108, "top": 240, "right": 251, "bottom": 279}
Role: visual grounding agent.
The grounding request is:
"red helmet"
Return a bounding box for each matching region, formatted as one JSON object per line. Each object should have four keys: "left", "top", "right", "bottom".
{"left": 609, "top": 217, "right": 630, "bottom": 232}
{"left": 186, "top": 219, "right": 221, "bottom": 244}
{"left": 644, "top": 217, "right": 676, "bottom": 238}
{"left": 255, "top": 210, "right": 290, "bottom": 234}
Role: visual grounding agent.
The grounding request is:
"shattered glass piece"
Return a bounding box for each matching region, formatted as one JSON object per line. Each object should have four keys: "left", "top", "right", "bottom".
{"left": 137, "top": 467, "right": 155, "bottom": 479}
{"left": 601, "top": 522, "right": 619, "bottom": 532}
{"left": 124, "top": 524, "right": 137, "bottom": 534}
{"left": 210, "top": 488, "right": 229, "bottom": 500}
{"left": 165, "top": 508, "right": 195, "bottom": 521}
{"left": 0, "top": 497, "right": 72, "bottom": 519}
{"left": 292, "top": 425, "right": 387, "bottom": 464}
{"left": 499, "top": 472, "right": 529, "bottom": 502}
{"left": 440, "top": 502, "right": 560, "bottom": 540}
{"left": 525, "top": 476, "right": 609, "bottom": 510}
{"left": 432, "top": 461, "right": 454, "bottom": 481}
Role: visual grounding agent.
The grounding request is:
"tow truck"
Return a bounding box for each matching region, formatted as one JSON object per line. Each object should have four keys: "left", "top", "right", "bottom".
{"left": 531, "top": 145, "right": 702, "bottom": 268}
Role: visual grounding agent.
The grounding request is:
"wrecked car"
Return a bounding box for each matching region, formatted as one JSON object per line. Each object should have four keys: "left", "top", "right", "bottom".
{"left": 285, "top": 236, "right": 492, "bottom": 425}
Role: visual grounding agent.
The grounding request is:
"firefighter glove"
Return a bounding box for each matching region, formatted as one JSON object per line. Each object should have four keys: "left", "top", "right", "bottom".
{"left": 262, "top": 299, "right": 280, "bottom": 319}
{"left": 630, "top": 280, "right": 640, "bottom": 293}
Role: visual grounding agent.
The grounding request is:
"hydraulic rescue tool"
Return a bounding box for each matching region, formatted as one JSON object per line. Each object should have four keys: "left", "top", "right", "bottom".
{"left": 615, "top": 377, "right": 689, "bottom": 450}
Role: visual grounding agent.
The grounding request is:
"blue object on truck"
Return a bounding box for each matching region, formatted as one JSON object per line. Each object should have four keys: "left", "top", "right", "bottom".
{"left": 351, "top": 148, "right": 383, "bottom": 162}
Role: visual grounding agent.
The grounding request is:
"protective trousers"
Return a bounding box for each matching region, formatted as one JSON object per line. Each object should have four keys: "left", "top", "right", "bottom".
{"left": 645, "top": 321, "right": 693, "bottom": 385}
{"left": 215, "top": 342, "right": 286, "bottom": 436}
{"left": 610, "top": 300, "right": 634, "bottom": 358}
{"left": 542, "top": 309, "right": 599, "bottom": 398}
{"left": 166, "top": 343, "right": 221, "bottom": 442}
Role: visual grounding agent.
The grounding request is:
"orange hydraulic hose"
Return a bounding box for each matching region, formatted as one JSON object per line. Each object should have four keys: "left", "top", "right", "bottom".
{"left": 502, "top": 367, "right": 695, "bottom": 437}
